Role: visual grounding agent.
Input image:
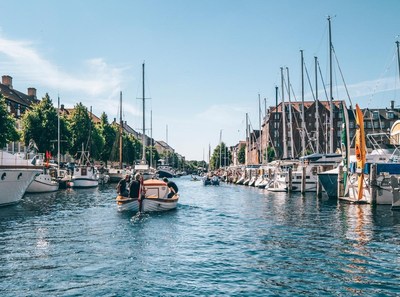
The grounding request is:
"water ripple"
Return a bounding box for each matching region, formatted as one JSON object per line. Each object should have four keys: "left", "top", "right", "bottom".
{"left": 1, "top": 177, "right": 400, "bottom": 296}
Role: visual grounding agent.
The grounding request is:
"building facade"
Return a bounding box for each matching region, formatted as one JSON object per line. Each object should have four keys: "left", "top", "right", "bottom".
{"left": 0, "top": 75, "right": 39, "bottom": 153}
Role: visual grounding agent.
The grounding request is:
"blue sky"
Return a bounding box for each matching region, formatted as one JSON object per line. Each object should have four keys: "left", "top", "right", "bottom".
{"left": 0, "top": 0, "right": 399, "bottom": 160}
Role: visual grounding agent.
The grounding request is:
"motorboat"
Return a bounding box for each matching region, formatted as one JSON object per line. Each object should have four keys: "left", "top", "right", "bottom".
{"left": 0, "top": 151, "right": 42, "bottom": 206}
{"left": 108, "top": 167, "right": 133, "bottom": 183}
{"left": 116, "top": 179, "right": 179, "bottom": 212}
{"left": 26, "top": 166, "right": 59, "bottom": 193}
{"left": 69, "top": 146, "right": 98, "bottom": 188}
{"left": 157, "top": 165, "right": 176, "bottom": 178}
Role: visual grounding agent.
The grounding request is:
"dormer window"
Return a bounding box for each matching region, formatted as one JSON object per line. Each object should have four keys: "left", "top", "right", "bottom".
{"left": 387, "top": 111, "right": 394, "bottom": 119}
{"left": 373, "top": 111, "right": 379, "bottom": 120}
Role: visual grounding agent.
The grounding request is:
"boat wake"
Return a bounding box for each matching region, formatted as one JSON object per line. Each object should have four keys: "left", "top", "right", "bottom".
{"left": 130, "top": 212, "right": 150, "bottom": 223}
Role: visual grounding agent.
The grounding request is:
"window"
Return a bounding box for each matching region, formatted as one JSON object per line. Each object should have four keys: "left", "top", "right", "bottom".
{"left": 349, "top": 121, "right": 354, "bottom": 128}
{"left": 374, "top": 121, "right": 379, "bottom": 128}
{"left": 387, "top": 111, "right": 394, "bottom": 119}
{"left": 373, "top": 111, "right": 379, "bottom": 120}
{"left": 337, "top": 121, "right": 342, "bottom": 128}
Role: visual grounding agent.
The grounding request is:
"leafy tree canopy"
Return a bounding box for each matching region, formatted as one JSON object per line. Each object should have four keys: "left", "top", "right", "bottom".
{"left": 0, "top": 95, "right": 19, "bottom": 147}
{"left": 21, "top": 93, "right": 58, "bottom": 153}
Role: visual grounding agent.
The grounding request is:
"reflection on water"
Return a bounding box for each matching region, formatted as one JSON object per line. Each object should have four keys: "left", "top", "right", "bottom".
{"left": 0, "top": 178, "right": 400, "bottom": 296}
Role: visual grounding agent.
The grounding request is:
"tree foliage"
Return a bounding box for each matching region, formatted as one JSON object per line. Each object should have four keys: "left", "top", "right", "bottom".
{"left": 98, "top": 112, "right": 117, "bottom": 163}
{"left": 0, "top": 95, "right": 19, "bottom": 147}
{"left": 123, "top": 134, "right": 141, "bottom": 165}
{"left": 210, "top": 142, "right": 231, "bottom": 170}
{"left": 68, "top": 102, "right": 92, "bottom": 157}
{"left": 89, "top": 124, "right": 105, "bottom": 160}
{"left": 21, "top": 93, "right": 60, "bottom": 153}
{"left": 146, "top": 146, "right": 160, "bottom": 166}
{"left": 238, "top": 145, "right": 246, "bottom": 164}
{"left": 266, "top": 146, "right": 275, "bottom": 162}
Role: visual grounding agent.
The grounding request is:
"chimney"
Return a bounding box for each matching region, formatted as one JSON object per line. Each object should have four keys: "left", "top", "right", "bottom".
{"left": 2, "top": 75, "right": 13, "bottom": 89}
{"left": 391, "top": 100, "right": 395, "bottom": 110}
{"left": 61, "top": 104, "right": 64, "bottom": 111}
{"left": 27, "top": 87, "right": 37, "bottom": 99}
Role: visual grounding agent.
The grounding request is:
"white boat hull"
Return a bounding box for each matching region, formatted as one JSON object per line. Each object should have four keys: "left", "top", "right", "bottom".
{"left": 70, "top": 178, "right": 98, "bottom": 188}
{"left": 341, "top": 170, "right": 396, "bottom": 205}
{"left": 116, "top": 195, "right": 178, "bottom": 212}
{"left": 70, "top": 166, "right": 98, "bottom": 188}
{"left": 116, "top": 179, "right": 178, "bottom": 212}
{"left": 0, "top": 168, "right": 41, "bottom": 206}
{"left": 26, "top": 173, "right": 59, "bottom": 193}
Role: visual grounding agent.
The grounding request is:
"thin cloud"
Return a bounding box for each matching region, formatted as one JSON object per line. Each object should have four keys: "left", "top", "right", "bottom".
{"left": 0, "top": 35, "right": 142, "bottom": 122}
{"left": 195, "top": 104, "right": 248, "bottom": 126}
{"left": 305, "top": 77, "right": 400, "bottom": 102}
{"left": 0, "top": 35, "right": 125, "bottom": 97}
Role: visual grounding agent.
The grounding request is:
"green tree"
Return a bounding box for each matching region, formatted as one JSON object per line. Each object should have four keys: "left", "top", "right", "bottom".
{"left": 123, "top": 134, "right": 141, "bottom": 165}
{"left": 266, "top": 146, "right": 275, "bottom": 162}
{"left": 68, "top": 102, "right": 92, "bottom": 157}
{"left": 0, "top": 95, "right": 19, "bottom": 147}
{"left": 210, "top": 142, "right": 231, "bottom": 169}
{"left": 238, "top": 145, "right": 246, "bottom": 164}
{"left": 146, "top": 146, "right": 160, "bottom": 166}
{"left": 98, "top": 112, "right": 117, "bottom": 163}
{"left": 89, "top": 124, "right": 105, "bottom": 160}
{"left": 21, "top": 93, "right": 59, "bottom": 154}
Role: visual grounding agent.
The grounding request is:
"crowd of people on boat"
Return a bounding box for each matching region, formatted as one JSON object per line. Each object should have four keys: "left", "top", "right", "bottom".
{"left": 116, "top": 174, "right": 178, "bottom": 198}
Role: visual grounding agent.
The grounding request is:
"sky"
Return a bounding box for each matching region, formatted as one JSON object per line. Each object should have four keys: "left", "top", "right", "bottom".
{"left": 0, "top": 0, "right": 399, "bottom": 160}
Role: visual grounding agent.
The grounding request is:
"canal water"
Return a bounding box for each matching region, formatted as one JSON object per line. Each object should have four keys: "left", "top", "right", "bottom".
{"left": 1, "top": 176, "right": 400, "bottom": 296}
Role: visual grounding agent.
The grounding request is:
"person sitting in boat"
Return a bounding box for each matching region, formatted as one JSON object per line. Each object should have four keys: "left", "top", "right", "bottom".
{"left": 163, "top": 177, "right": 178, "bottom": 198}
{"left": 116, "top": 174, "right": 130, "bottom": 197}
{"left": 129, "top": 173, "right": 141, "bottom": 198}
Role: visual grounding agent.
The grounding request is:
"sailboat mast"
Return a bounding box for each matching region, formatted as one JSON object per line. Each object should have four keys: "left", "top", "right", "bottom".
{"left": 245, "top": 113, "right": 248, "bottom": 166}
{"left": 219, "top": 129, "right": 222, "bottom": 168}
{"left": 396, "top": 41, "right": 400, "bottom": 84}
{"left": 150, "top": 110, "right": 153, "bottom": 169}
{"left": 258, "top": 93, "right": 262, "bottom": 164}
{"left": 281, "top": 67, "right": 287, "bottom": 159}
{"left": 300, "top": 50, "right": 306, "bottom": 157}
{"left": 286, "top": 67, "right": 294, "bottom": 159}
{"left": 141, "top": 63, "right": 146, "bottom": 164}
{"left": 315, "top": 56, "right": 320, "bottom": 154}
{"left": 328, "top": 16, "right": 334, "bottom": 154}
{"left": 275, "top": 86, "right": 278, "bottom": 158}
{"left": 119, "top": 91, "right": 123, "bottom": 169}
{"left": 57, "top": 96, "right": 60, "bottom": 177}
